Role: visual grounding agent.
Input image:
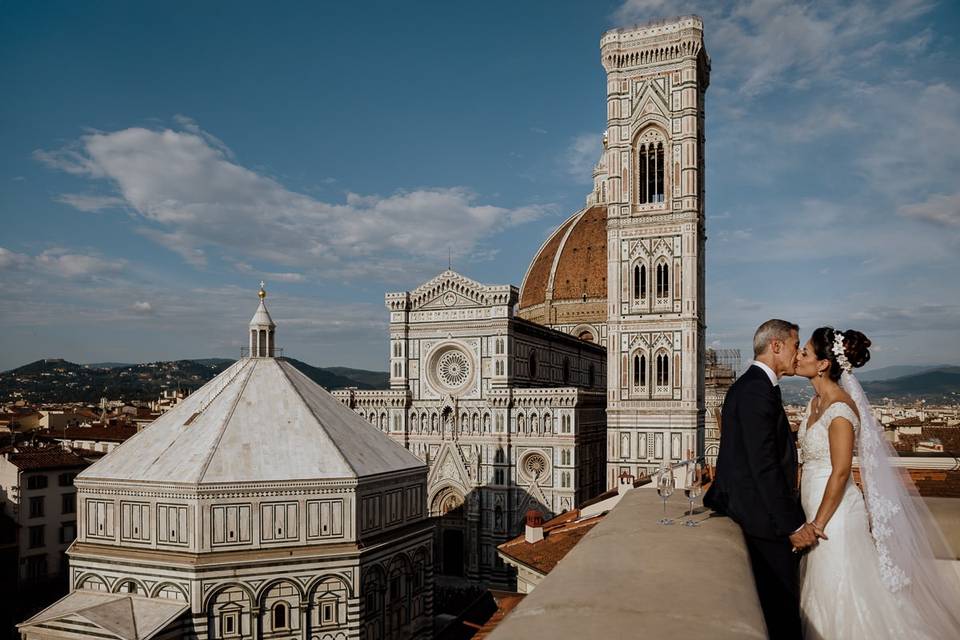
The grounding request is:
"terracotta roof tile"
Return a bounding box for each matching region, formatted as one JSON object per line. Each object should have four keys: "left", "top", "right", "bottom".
{"left": 2, "top": 445, "right": 89, "bottom": 471}
{"left": 497, "top": 509, "right": 604, "bottom": 575}
{"left": 50, "top": 423, "right": 139, "bottom": 442}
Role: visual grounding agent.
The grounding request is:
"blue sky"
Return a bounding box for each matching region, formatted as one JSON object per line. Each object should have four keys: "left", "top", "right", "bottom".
{"left": 1, "top": 0, "right": 958, "bottom": 372}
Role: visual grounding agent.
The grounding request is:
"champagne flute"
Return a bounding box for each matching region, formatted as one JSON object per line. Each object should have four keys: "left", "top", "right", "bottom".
{"left": 684, "top": 462, "right": 703, "bottom": 527}
{"left": 657, "top": 465, "right": 675, "bottom": 525}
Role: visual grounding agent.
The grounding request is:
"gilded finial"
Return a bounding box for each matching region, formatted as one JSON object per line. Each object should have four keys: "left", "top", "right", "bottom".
{"left": 258, "top": 281, "right": 267, "bottom": 300}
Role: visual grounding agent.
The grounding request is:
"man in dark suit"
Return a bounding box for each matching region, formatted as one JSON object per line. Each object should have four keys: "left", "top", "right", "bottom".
{"left": 704, "top": 319, "right": 821, "bottom": 640}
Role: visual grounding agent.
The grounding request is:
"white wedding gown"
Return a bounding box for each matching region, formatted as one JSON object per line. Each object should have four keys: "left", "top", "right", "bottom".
{"left": 798, "top": 402, "right": 938, "bottom": 639}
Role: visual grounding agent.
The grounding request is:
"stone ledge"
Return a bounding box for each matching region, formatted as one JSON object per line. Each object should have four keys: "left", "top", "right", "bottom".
{"left": 488, "top": 488, "right": 765, "bottom": 639}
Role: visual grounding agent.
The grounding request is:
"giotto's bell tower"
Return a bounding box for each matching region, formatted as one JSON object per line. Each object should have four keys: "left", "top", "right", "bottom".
{"left": 601, "top": 16, "right": 709, "bottom": 480}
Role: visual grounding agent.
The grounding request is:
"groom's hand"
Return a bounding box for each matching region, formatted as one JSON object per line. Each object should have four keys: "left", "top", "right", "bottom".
{"left": 789, "top": 523, "right": 818, "bottom": 550}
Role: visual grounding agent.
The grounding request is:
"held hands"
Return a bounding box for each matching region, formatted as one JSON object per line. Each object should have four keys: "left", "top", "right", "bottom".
{"left": 789, "top": 522, "right": 828, "bottom": 552}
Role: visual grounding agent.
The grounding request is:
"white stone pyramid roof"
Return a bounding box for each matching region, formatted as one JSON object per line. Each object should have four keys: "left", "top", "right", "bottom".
{"left": 249, "top": 298, "right": 275, "bottom": 327}
{"left": 80, "top": 357, "right": 423, "bottom": 485}
{"left": 18, "top": 591, "right": 188, "bottom": 640}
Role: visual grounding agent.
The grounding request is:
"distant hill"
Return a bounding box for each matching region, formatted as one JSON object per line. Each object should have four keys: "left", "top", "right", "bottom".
{"left": 84, "top": 362, "right": 134, "bottom": 370}
{"left": 862, "top": 370, "right": 960, "bottom": 399}
{"left": 282, "top": 359, "right": 384, "bottom": 391}
{"left": 779, "top": 365, "right": 960, "bottom": 405}
{"left": 1, "top": 357, "right": 388, "bottom": 403}
{"left": 855, "top": 364, "right": 957, "bottom": 382}
{"left": 325, "top": 366, "right": 390, "bottom": 389}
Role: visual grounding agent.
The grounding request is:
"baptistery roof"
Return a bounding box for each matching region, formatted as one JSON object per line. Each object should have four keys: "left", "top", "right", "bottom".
{"left": 81, "top": 292, "right": 423, "bottom": 487}
{"left": 517, "top": 204, "right": 608, "bottom": 329}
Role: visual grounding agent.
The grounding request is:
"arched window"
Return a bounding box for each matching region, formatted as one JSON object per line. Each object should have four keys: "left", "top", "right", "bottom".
{"left": 633, "top": 355, "right": 640, "bottom": 386}
{"left": 273, "top": 602, "right": 288, "bottom": 629}
{"left": 640, "top": 355, "right": 647, "bottom": 387}
{"left": 656, "top": 262, "right": 670, "bottom": 299}
{"left": 637, "top": 141, "right": 665, "bottom": 204}
{"left": 633, "top": 265, "right": 640, "bottom": 299}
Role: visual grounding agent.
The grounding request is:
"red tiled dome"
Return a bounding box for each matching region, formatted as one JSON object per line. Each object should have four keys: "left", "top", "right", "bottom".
{"left": 517, "top": 205, "right": 607, "bottom": 334}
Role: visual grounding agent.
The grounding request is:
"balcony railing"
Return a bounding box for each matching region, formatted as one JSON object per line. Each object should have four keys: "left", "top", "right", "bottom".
{"left": 240, "top": 347, "right": 284, "bottom": 358}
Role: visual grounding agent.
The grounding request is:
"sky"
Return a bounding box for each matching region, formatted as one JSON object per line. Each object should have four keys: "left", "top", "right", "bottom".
{"left": 1, "top": 0, "right": 959, "bottom": 372}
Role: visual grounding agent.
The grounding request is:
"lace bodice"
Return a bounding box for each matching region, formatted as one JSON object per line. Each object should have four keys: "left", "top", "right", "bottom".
{"left": 798, "top": 401, "right": 859, "bottom": 465}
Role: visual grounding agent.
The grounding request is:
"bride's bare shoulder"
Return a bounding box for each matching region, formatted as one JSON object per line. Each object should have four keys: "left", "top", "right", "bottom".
{"left": 833, "top": 390, "right": 860, "bottom": 422}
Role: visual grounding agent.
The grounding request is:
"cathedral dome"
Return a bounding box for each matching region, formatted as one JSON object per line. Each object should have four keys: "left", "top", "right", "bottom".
{"left": 517, "top": 204, "right": 607, "bottom": 341}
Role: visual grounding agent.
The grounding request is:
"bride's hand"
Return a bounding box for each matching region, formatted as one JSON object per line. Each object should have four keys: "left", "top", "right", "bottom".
{"left": 810, "top": 521, "right": 829, "bottom": 540}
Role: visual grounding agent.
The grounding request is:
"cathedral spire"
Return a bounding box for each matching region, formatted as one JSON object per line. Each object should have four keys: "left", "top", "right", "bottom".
{"left": 248, "top": 281, "right": 276, "bottom": 357}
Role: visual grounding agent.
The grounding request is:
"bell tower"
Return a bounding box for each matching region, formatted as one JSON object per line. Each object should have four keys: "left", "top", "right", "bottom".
{"left": 601, "top": 16, "right": 709, "bottom": 480}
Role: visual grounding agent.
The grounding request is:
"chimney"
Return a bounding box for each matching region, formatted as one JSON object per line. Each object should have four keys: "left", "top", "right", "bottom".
{"left": 618, "top": 470, "right": 636, "bottom": 495}
{"left": 524, "top": 510, "right": 544, "bottom": 544}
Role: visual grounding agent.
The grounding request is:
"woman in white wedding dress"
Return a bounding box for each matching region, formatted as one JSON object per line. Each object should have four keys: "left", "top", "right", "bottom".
{"left": 795, "top": 327, "right": 960, "bottom": 639}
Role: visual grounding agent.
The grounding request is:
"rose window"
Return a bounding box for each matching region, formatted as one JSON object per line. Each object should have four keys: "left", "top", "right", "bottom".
{"left": 523, "top": 453, "right": 548, "bottom": 480}
{"left": 437, "top": 350, "right": 471, "bottom": 388}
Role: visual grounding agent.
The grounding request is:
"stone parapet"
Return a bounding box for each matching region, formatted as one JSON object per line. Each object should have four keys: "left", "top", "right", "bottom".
{"left": 488, "top": 488, "right": 766, "bottom": 639}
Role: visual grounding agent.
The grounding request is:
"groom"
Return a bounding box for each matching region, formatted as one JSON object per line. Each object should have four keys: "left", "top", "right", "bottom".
{"left": 704, "top": 319, "right": 820, "bottom": 640}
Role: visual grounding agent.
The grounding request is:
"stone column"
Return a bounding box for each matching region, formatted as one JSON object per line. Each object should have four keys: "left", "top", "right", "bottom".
{"left": 250, "top": 607, "right": 261, "bottom": 639}
{"left": 300, "top": 599, "right": 310, "bottom": 638}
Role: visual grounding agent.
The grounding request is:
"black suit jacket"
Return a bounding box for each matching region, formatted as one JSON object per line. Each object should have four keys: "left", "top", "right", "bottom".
{"left": 704, "top": 364, "right": 805, "bottom": 540}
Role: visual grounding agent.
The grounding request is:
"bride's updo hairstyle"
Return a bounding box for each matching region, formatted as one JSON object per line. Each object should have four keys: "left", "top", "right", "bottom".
{"left": 811, "top": 327, "right": 871, "bottom": 381}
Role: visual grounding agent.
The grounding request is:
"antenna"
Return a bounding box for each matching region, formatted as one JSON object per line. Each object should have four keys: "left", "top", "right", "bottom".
{"left": 448, "top": 246, "right": 452, "bottom": 271}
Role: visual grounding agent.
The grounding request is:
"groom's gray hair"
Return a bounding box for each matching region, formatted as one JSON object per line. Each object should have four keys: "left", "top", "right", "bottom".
{"left": 753, "top": 319, "right": 799, "bottom": 357}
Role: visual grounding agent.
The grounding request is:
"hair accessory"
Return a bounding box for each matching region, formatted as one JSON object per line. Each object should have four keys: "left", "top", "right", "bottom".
{"left": 832, "top": 331, "right": 852, "bottom": 373}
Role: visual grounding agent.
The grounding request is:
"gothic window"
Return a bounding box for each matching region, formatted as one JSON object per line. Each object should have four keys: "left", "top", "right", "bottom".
{"left": 633, "top": 264, "right": 648, "bottom": 301}
{"left": 656, "top": 261, "right": 670, "bottom": 299}
{"left": 637, "top": 141, "right": 665, "bottom": 204}
{"left": 656, "top": 352, "right": 670, "bottom": 389}
{"left": 633, "top": 355, "right": 640, "bottom": 386}
{"left": 495, "top": 447, "right": 505, "bottom": 463}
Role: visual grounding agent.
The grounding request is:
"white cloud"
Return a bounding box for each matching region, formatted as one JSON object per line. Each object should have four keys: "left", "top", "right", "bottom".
{"left": 0, "top": 247, "right": 29, "bottom": 270}
{"left": 34, "top": 248, "right": 126, "bottom": 279}
{"left": 36, "top": 122, "right": 552, "bottom": 279}
{"left": 899, "top": 193, "right": 960, "bottom": 227}
{"left": 56, "top": 193, "right": 126, "bottom": 212}
{"left": 0, "top": 247, "right": 125, "bottom": 279}
{"left": 565, "top": 132, "right": 602, "bottom": 183}
{"left": 131, "top": 301, "right": 153, "bottom": 314}
{"left": 614, "top": 1, "right": 936, "bottom": 96}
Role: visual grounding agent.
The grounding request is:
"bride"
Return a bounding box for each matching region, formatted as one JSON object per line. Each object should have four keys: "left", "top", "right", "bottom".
{"left": 795, "top": 327, "right": 960, "bottom": 639}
